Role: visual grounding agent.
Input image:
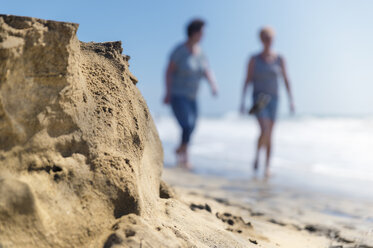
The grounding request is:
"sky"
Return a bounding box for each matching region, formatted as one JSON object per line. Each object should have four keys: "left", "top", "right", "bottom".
{"left": 2, "top": 0, "right": 373, "bottom": 117}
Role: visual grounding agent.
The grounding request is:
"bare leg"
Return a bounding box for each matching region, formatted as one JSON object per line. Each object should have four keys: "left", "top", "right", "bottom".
{"left": 176, "top": 143, "right": 186, "bottom": 155}
{"left": 183, "top": 145, "right": 192, "bottom": 169}
{"left": 176, "top": 143, "right": 193, "bottom": 170}
{"left": 175, "top": 143, "right": 185, "bottom": 164}
{"left": 254, "top": 134, "right": 263, "bottom": 171}
{"left": 254, "top": 118, "right": 268, "bottom": 172}
{"left": 176, "top": 143, "right": 185, "bottom": 159}
{"left": 264, "top": 121, "right": 274, "bottom": 178}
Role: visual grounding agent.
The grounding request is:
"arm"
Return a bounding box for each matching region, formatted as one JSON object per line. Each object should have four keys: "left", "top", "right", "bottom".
{"left": 240, "top": 57, "right": 254, "bottom": 113}
{"left": 204, "top": 69, "right": 218, "bottom": 96}
{"left": 163, "top": 61, "right": 176, "bottom": 104}
{"left": 201, "top": 55, "right": 218, "bottom": 96}
{"left": 279, "top": 57, "right": 295, "bottom": 113}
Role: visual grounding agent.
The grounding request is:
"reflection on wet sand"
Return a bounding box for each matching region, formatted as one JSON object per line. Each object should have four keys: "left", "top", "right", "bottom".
{"left": 163, "top": 167, "right": 373, "bottom": 247}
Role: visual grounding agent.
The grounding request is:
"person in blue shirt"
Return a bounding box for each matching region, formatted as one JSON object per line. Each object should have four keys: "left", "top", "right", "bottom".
{"left": 163, "top": 19, "right": 218, "bottom": 169}
{"left": 240, "top": 26, "right": 295, "bottom": 178}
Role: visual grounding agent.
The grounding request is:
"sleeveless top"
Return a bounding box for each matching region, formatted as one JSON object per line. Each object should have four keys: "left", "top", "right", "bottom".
{"left": 252, "top": 53, "right": 282, "bottom": 97}
{"left": 169, "top": 43, "right": 208, "bottom": 100}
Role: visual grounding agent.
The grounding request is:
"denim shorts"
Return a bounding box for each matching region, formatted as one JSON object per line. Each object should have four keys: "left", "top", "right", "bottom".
{"left": 253, "top": 94, "right": 278, "bottom": 121}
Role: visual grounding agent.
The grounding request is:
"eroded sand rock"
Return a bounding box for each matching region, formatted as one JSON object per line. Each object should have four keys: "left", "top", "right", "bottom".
{"left": 0, "top": 14, "right": 163, "bottom": 247}
{"left": 0, "top": 15, "right": 256, "bottom": 248}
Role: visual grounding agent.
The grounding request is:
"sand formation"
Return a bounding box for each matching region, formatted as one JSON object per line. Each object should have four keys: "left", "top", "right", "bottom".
{"left": 0, "top": 15, "right": 262, "bottom": 248}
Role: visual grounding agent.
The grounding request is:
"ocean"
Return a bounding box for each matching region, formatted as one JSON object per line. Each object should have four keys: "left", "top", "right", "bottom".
{"left": 156, "top": 114, "right": 373, "bottom": 200}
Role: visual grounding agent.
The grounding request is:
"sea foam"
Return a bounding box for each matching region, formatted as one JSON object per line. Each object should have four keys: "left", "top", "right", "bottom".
{"left": 156, "top": 114, "right": 373, "bottom": 198}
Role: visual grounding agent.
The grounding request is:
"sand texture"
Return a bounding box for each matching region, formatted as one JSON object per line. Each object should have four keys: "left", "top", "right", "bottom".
{"left": 163, "top": 168, "right": 373, "bottom": 248}
{"left": 0, "top": 14, "right": 164, "bottom": 247}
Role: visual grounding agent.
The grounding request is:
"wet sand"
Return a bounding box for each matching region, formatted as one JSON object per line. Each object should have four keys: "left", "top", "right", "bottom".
{"left": 163, "top": 167, "right": 373, "bottom": 247}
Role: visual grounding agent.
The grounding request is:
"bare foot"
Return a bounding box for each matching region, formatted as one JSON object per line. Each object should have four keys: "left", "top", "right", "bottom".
{"left": 175, "top": 145, "right": 186, "bottom": 165}
{"left": 175, "top": 151, "right": 183, "bottom": 165}
{"left": 175, "top": 146, "right": 183, "bottom": 155}
{"left": 264, "top": 168, "right": 271, "bottom": 179}
{"left": 181, "top": 161, "right": 193, "bottom": 170}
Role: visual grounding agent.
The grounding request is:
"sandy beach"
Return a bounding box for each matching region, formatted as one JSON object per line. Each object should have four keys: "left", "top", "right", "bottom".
{"left": 1, "top": 14, "right": 372, "bottom": 248}
{"left": 163, "top": 167, "right": 373, "bottom": 247}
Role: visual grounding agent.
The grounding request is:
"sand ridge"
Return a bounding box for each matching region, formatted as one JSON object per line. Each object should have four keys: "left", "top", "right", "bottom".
{"left": 0, "top": 14, "right": 164, "bottom": 247}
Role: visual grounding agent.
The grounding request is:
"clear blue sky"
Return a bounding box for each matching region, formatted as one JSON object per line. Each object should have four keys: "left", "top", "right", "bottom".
{"left": 2, "top": 0, "right": 373, "bottom": 117}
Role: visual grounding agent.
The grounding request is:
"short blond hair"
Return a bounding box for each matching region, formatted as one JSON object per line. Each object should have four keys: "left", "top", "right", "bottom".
{"left": 259, "top": 26, "right": 275, "bottom": 40}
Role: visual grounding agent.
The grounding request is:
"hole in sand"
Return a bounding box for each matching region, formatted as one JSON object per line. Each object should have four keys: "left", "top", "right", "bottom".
{"left": 103, "top": 233, "right": 122, "bottom": 248}
{"left": 113, "top": 189, "right": 139, "bottom": 219}
{"left": 55, "top": 138, "right": 89, "bottom": 158}
{"left": 52, "top": 165, "right": 62, "bottom": 172}
{"left": 125, "top": 229, "right": 136, "bottom": 238}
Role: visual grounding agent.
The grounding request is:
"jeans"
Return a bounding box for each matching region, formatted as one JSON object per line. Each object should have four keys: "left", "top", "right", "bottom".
{"left": 170, "top": 95, "right": 198, "bottom": 144}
